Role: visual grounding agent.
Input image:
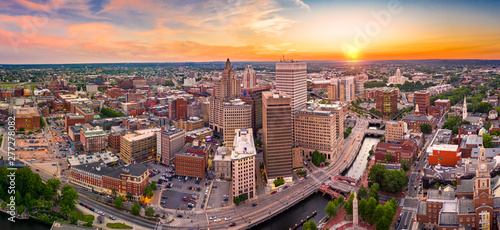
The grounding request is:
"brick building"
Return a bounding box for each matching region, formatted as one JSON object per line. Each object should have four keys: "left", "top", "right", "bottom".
{"left": 414, "top": 91, "right": 430, "bottom": 115}
{"left": 80, "top": 126, "right": 106, "bottom": 153}
{"left": 174, "top": 141, "right": 209, "bottom": 178}
{"left": 70, "top": 162, "right": 149, "bottom": 201}
{"left": 65, "top": 114, "right": 86, "bottom": 131}
{"left": 374, "top": 139, "right": 418, "bottom": 163}
{"left": 14, "top": 107, "right": 41, "bottom": 131}
{"left": 168, "top": 98, "right": 188, "bottom": 121}
{"left": 417, "top": 148, "right": 499, "bottom": 230}
{"left": 375, "top": 88, "right": 398, "bottom": 115}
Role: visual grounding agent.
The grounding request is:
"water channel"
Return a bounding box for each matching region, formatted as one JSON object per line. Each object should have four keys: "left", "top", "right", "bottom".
{"left": 344, "top": 137, "right": 380, "bottom": 180}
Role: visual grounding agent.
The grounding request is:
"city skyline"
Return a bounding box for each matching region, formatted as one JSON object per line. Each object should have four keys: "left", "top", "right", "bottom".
{"left": 1, "top": 0, "right": 500, "bottom": 64}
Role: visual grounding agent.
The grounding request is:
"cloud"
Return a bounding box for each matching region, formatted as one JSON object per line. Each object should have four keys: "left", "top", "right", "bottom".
{"left": 290, "top": 0, "right": 310, "bottom": 11}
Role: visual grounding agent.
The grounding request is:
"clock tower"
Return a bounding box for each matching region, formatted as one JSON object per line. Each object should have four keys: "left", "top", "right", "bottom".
{"left": 474, "top": 147, "right": 493, "bottom": 229}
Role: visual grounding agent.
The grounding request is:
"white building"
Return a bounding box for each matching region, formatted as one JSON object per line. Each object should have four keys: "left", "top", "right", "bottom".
{"left": 276, "top": 61, "right": 307, "bottom": 114}
{"left": 183, "top": 78, "right": 197, "bottom": 86}
{"left": 388, "top": 69, "right": 408, "bottom": 85}
{"left": 242, "top": 65, "right": 257, "bottom": 89}
{"left": 231, "top": 128, "right": 256, "bottom": 199}
{"left": 86, "top": 84, "right": 98, "bottom": 93}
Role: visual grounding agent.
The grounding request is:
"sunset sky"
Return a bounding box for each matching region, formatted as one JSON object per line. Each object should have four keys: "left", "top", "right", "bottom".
{"left": 1, "top": 0, "right": 499, "bottom": 64}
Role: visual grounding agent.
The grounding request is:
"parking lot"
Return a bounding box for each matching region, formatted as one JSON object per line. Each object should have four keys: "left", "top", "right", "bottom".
{"left": 148, "top": 163, "right": 210, "bottom": 210}
{"left": 206, "top": 180, "right": 230, "bottom": 209}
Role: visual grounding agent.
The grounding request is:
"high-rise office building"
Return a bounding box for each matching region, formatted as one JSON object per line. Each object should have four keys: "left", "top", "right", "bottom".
{"left": 262, "top": 91, "right": 292, "bottom": 182}
{"left": 375, "top": 88, "right": 398, "bottom": 115}
{"left": 231, "top": 128, "right": 256, "bottom": 199}
{"left": 157, "top": 126, "right": 185, "bottom": 165}
{"left": 414, "top": 91, "right": 430, "bottom": 115}
{"left": 318, "top": 101, "right": 348, "bottom": 144}
{"left": 339, "top": 76, "right": 355, "bottom": 102}
{"left": 223, "top": 99, "right": 252, "bottom": 147}
{"left": 328, "top": 78, "right": 338, "bottom": 100}
{"left": 210, "top": 59, "right": 241, "bottom": 133}
{"left": 242, "top": 65, "right": 257, "bottom": 89}
{"left": 120, "top": 132, "right": 157, "bottom": 163}
{"left": 295, "top": 109, "right": 340, "bottom": 162}
{"left": 240, "top": 85, "right": 272, "bottom": 134}
{"left": 169, "top": 97, "right": 188, "bottom": 121}
{"left": 275, "top": 61, "right": 307, "bottom": 114}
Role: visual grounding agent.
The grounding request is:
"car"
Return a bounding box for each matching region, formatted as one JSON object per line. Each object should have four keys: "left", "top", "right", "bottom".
{"left": 190, "top": 199, "right": 196, "bottom": 203}
{"left": 209, "top": 216, "right": 216, "bottom": 220}
{"left": 212, "top": 185, "right": 218, "bottom": 188}
{"left": 182, "top": 198, "right": 188, "bottom": 201}
{"left": 252, "top": 203, "right": 258, "bottom": 207}
{"left": 225, "top": 217, "right": 232, "bottom": 221}
{"left": 161, "top": 201, "right": 166, "bottom": 204}
{"left": 89, "top": 208, "right": 94, "bottom": 211}
{"left": 36, "top": 169, "right": 40, "bottom": 171}
{"left": 108, "top": 215, "right": 116, "bottom": 220}
{"left": 229, "top": 222, "right": 236, "bottom": 227}
{"left": 162, "top": 196, "right": 168, "bottom": 199}
{"left": 271, "top": 191, "right": 277, "bottom": 195}
{"left": 177, "top": 214, "right": 183, "bottom": 218}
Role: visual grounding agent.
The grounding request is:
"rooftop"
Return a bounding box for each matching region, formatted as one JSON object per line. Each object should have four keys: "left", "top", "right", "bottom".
{"left": 232, "top": 128, "right": 256, "bottom": 160}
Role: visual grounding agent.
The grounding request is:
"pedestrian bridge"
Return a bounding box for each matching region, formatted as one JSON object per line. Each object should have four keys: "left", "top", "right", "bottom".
{"left": 363, "top": 128, "right": 385, "bottom": 137}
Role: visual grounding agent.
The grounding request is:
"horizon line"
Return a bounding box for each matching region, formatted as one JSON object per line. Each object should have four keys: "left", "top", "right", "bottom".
{"left": 2, "top": 58, "right": 500, "bottom": 66}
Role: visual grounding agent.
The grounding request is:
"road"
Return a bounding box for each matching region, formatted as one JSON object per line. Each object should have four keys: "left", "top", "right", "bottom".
{"left": 397, "top": 111, "right": 446, "bottom": 230}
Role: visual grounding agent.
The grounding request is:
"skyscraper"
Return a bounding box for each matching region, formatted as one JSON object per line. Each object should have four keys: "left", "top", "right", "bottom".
{"left": 231, "top": 128, "right": 256, "bottom": 199}
{"left": 339, "top": 76, "right": 355, "bottom": 102}
{"left": 414, "top": 91, "right": 430, "bottom": 115}
{"left": 375, "top": 88, "right": 398, "bottom": 115}
{"left": 262, "top": 91, "right": 292, "bottom": 182}
{"left": 209, "top": 59, "right": 241, "bottom": 133}
{"left": 223, "top": 99, "right": 252, "bottom": 147}
{"left": 242, "top": 65, "right": 257, "bottom": 89}
{"left": 275, "top": 61, "right": 307, "bottom": 114}
{"left": 240, "top": 85, "right": 272, "bottom": 135}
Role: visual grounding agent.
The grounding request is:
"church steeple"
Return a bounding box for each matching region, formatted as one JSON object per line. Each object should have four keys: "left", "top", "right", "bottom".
{"left": 463, "top": 97, "right": 468, "bottom": 120}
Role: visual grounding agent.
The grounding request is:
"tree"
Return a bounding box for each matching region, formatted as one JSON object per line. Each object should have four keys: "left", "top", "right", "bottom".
{"left": 145, "top": 207, "right": 155, "bottom": 217}
{"left": 150, "top": 181, "right": 157, "bottom": 191}
{"left": 400, "top": 159, "right": 411, "bottom": 171}
{"left": 379, "top": 136, "right": 385, "bottom": 143}
{"left": 325, "top": 200, "right": 338, "bottom": 217}
{"left": 114, "top": 196, "right": 124, "bottom": 209}
{"left": 420, "top": 124, "right": 432, "bottom": 134}
{"left": 363, "top": 197, "right": 379, "bottom": 224}
{"left": 60, "top": 185, "right": 78, "bottom": 216}
{"left": 369, "top": 164, "right": 386, "bottom": 184}
{"left": 384, "top": 154, "right": 393, "bottom": 162}
{"left": 483, "top": 133, "right": 494, "bottom": 148}
{"left": 368, "top": 183, "right": 380, "bottom": 201}
{"left": 492, "top": 130, "right": 500, "bottom": 136}
{"left": 126, "top": 193, "right": 133, "bottom": 201}
{"left": 311, "top": 150, "right": 326, "bottom": 166}
{"left": 111, "top": 189, "right": 117, "bottom": 198}
{"left": 303, "top": 220, "right": 318, "bottom": 230}
{"left": 233, "top": 196, "right": 241, "bottom": 205}
{"left": 1, "top": 201, "right": 6, "bottom": 209}
{"left": 357, "top": 184, "right": 368, "bottom": 201}
{"left": 343, "top": 193, "right": 355, "bottom": 215}
{"left": 274, "top": 178, "right": 285, "bottom": 187}
{"left": 240, "top": 193, "right": 248, "bottom": 202}
{"left": 131, "top": 202, "right": 141, "bottom": 215}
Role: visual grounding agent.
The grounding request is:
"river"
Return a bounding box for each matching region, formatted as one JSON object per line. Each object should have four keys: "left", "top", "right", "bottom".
{"left": 344, "top": 137, "right": 380, "bottom": 180}
{"left": 251, "top": 192, "right": 331, "bottom": 230}
{"left": 0, "top": 213, "right": 50, "bottom": 230}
